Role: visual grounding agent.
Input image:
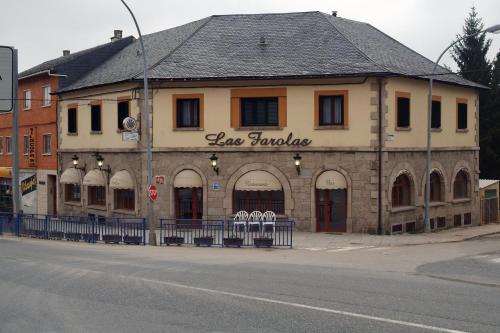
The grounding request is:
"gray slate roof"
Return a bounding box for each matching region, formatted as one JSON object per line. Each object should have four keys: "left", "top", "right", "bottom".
{"left": 20, "top": 36, "right": 134, "bottom": 90}
{"left": 58, "top": 11, "right": 484, "bottom": 93}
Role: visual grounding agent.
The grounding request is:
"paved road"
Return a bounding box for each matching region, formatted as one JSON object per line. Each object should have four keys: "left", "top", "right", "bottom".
{"left": 0, "top": 237, "right": 499, "bottom": 333}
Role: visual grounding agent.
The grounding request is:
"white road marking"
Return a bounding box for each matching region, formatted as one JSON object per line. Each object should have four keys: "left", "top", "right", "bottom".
{"left": 138, "top": 277, "right": 468, "bottom": 333}
{"left": 300, "top": 247, "right": 328, "bottom": 251}
{"left": 327, "top": 246, "right": 374, "bottom": 252}
{"left": 489, "top": 258, "right": 500, "bottom": 263}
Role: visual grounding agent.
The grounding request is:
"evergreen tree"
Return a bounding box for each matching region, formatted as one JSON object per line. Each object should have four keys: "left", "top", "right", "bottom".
{"left": 451, "top": 7, "right": 496, "bottom": 178}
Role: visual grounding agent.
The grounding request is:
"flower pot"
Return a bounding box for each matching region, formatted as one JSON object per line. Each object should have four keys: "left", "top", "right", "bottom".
{"left": 83, "top": 233, "right": 100, "bottom": 242}
{"left": 65, "top": 232, "right": 82, "bottom": 241}
{"left": 254, "top": 237, "right": 273, "bottom": 248}
{"left": 223, "top": 237, "right": 244, "bottom": 248}
{"left": 102, "top": 234, "right": 122, "bottom": 244}
{"left": 123, "top": 235, "right": 142, "bottom": 245}
{"left": 194, "top": 236, "right": 213, "bottom": 247}
{"left": 49, "top": 231, "right": 64, "bottom": 240}
{"left": 164, "top": 236, "right": 184, "bottom": 246}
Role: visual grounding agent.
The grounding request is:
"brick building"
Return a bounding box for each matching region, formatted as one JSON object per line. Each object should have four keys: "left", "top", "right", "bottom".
{"left": 56, "top": 12, "right": 484, "bottom": 233}
{"left": 0, "top": 33, "right": 133, "bottom": 214}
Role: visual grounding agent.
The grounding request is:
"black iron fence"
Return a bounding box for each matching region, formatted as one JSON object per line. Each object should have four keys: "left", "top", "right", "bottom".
{"left": 0, "top": 212, "right": 17, "bottom": 235}
{"left": 225, "top": 219, "right": 294, "bottom": 248}
{"left": 17, "top": 214, "right": 146, "bottom": 245}
{"left": 160, "top": 219, "right": 225, "bottom": 247}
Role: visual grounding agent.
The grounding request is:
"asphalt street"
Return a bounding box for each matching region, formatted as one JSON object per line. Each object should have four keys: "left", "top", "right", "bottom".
{"left": 0, "top": 236, "right": 500, "bottom": 333}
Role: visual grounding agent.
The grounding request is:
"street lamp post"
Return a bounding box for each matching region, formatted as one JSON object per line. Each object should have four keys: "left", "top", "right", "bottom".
{"left": 120, "top": 0, "right": 156, "bottom": 245}
{"left": 424, "top": 24, "right": 500, "bottom": 232}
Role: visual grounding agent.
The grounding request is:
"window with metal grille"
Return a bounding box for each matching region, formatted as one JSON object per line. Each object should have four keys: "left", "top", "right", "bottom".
{"left": 176, "top": 99, "right": 200, "bottom": 128}
{"left": 464, "top": 212, "right": 472, "bottom": 225}
{"left": 114, "top": 189, "right": 135, "bottom": 210}
{"left": 88, "top": 186, "right": 106, "bottom": 206}
{"left": 117, "top": 101, "right": 130, "bottom": 130}
{"left": 454, "top": 214, "right": 462, "bottom": 227}
{"left": 240, "top": 97, "right": 279, "bottom": 127}
{"left": 233, "top": 190, "right": 284, "bottom": 214}
{"left": 65, "top": 184, "right": 81, "bottom": 202}
{"left": 319, "top": 95, "right": 344, "bottom": 126}
{"left": 457, "top": 103, "right": 468, "bottom": 130}
{"left": 392, "top": 174, "right": 412, "bottom": 207}
{"left": 431, "top": 100, "right": 441, "bottom": 129}
{"left": 68, "top": 108, "right": 77, "bottom": 134}
{"left": 397, "top": 97, "right": 410, "bottom": 128}
{"left": 91, "top": 104, "right": 101, "bottom": 132}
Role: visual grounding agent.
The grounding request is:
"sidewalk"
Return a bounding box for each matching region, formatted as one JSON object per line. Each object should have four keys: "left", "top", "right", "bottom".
{"left": 293, "top": 223, "right": 500, "bottom": 249}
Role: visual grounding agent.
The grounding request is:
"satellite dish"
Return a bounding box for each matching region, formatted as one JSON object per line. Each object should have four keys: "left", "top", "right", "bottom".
{"left": 123, "top": 117, "right": 138, "bottom": 131}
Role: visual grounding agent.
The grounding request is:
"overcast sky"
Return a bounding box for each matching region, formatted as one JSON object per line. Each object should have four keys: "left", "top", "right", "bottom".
{"left": 2, "top": 0, "right": 500, "bottom": 72}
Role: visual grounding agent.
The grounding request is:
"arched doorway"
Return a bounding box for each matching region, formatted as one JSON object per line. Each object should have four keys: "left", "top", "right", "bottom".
{"left": 173, "top": 170, "right": 203, "bottom": 221}
{"left": 233, "top": 170, "right": 285, "bottom": 214}
{"left": 315, "top": 171, "right": 347, "bottom": 232}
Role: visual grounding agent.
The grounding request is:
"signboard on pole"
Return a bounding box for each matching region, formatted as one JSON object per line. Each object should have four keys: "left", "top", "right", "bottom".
{"left": 0, "top": 46, "right": 14, "bottom": 112}
{"left": 148, "top": 185, "right": 158, "bottom": 201}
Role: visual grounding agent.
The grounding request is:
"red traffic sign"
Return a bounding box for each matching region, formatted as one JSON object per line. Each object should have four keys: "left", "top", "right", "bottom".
{"left": 148, "top": 185, "right": 158, "bottom": 201}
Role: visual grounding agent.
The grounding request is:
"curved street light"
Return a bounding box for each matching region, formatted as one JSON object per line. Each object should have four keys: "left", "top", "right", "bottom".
{"left": 424, "top": 24, "right": 500, "bottom": 233}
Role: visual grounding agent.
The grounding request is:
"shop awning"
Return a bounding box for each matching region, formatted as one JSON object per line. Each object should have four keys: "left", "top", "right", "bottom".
{"left": 316, "top": 171, "right": 347, "bottom": 190}
{"left": 82, "top": 169, "right": 106, "bottom": 187}
{"left": 235, "top": 171, "right": 282, "bottom": 191}
{"left": 60, "top": 168, "right": 81, "bottom": 185}
{"left": 110, "top": 170, "right": 134, "bottom": 190}
{"left": 174, "top": 170, "right": 202, "bottom": 188}
{"left": 0, "top": 167, "right": 12, "bottom": 178}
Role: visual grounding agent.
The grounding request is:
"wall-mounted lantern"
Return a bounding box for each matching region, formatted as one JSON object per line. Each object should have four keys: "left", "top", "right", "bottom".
{"left": 209, "top": 153, "right": 219, "bottom": 175}
{"left": 293, "top": 153, "right": 302, "bottom": 175}
{"left": 95, "top": 153, "right": 111, "bottom": 174}
{"left": 72, "top": 154, "right": 86, "bottom": 172}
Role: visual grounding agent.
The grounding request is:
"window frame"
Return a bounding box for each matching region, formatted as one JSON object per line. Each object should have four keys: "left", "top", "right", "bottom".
{"left": 453, "top": 169, "right": 470, "bottom": 200}
{"left": 113, "top": 188, "right": 135, "bottom": 211}
{"left": 0, "top": 136, "right": 3, "bottom": 154}
{"left": 67, "top": 104, "right": 78, "bottom": 135}
{"left": 42, "top": 133, "right": 52, "bottom": 155}
{"left": 430, "top": 171, "right": 443, "bottom": 202}
{"left": 431, "top": 96, "right": 442, "bottom": 130}
{"left": 456, "top": 98, "right": 468, "bottom": 131}
{"left": 392, "top": 173, "right": 412, "bottom": 208}
{"left": 5, "top": 136, "right": 12, "bottom": 154}
{"left": 42, "top": 85, "right": 51, "bottom": 107}
{"left": 64, "top": 184, "right": 81, "bottom": 203}
{"left": 395, "top": 91, "right": 411, "bottom": 130}
{"left": 23, "top": 89, "right": 31, "bottom": 110}
{"left": 90, "top": 101, "right": 102, "bottom": 133}
{"left": 87, "top": 185, "right": 106, "bottom": 207}
{"left": 117, "top": 97, "right": 131, "bottom": 131}
{"left": 172, "top": 94, "right": 204, "bottom": 130}
{"left": 230, "top": 88, "right": 287, "bottom": 129}
{"left": 23, "top": 135, "right": 29, "bottom": 156}
{"left": 314, "top": 90, "right": 349, "bottom": 129}
{"left": 240, "top": 97, "right": 279, "bottom": 127}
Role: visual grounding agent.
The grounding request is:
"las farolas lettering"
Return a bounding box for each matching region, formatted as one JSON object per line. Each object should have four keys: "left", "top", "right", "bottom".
{"left": 205, "top": 131, "right": 312, "bottom": 147}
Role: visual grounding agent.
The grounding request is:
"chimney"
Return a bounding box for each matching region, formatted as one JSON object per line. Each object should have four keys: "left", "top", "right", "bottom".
{"left": 110, "top": 29, "right": 123, "bottom": 42}
{"left": 63, "top": 50, "right": 70, "bottom": 56}
{"left": 332, "top": 11, "right": 338, "bottom": 17}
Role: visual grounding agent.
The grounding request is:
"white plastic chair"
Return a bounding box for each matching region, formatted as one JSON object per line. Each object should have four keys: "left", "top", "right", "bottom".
{"left": 262, "top": 211, "right": 276, "bottom": 236}
{"left": 233, "top": 211, "right": 248, "bottom": 233}
{"left": 247, "top": 211, "right": 263, "bottom": 233}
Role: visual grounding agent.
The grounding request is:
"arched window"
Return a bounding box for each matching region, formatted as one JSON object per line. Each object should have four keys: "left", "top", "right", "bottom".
{"left": 233, "top": 171, "right": 284, "bottom": 214}
{"left": 430, "top": 171, "right": 443, "bottom": 202}
{"left": 453, "top": 170, "right": 469, "bottom": 199}
{"left": 110, "top": 170, "right": 135, "bottom": 211}
{"left": 392, "top": 173, "right": 412, "bottom": 207}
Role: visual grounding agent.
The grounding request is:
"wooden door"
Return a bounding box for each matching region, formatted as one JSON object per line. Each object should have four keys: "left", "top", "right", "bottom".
{"left": 316, "top": 189, "right": 347, "bottom": 232}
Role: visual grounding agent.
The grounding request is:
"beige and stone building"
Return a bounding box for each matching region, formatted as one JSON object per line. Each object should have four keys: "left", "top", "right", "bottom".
{"left": 55, "top": 12, "right": 484, "bottom": 233}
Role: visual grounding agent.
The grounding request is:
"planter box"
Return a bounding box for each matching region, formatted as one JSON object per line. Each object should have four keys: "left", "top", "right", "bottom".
{"left": 223, "top": 237, "right": 244, "bottom": 248}
{"left": 254, "top": 237, "right": 274, "bottom": 248}
{"left": 49, "top": 231, "right": 64, "bottom": 240}
{"left": 102, "top": 234, "right": 122, "bottom": 244}
{"left": 65, "top": 232, "right": 82, "bottom": 241}
{"left": 164, "top": 236, "right": 184, "bottom": 246}
{"left": 124, "top": 235, "right": 142, "bottom": 245}
{"left": 83, "top": 233, "right": 100, "bottom": 242}
{"left": 194, "top": 236, "right": 213, "bottom": 247}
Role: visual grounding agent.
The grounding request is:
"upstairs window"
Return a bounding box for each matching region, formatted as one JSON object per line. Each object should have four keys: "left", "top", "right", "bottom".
{"left": 457, "top": 101, "right": 468, "bottom": 130}
{"left": 318, "top": 93, "right": 346, "bottom": 126}
{"left": 23, "top": 135, "right": 29, "bottom": 155}
{"left": 176, "top": 99, "right": 200, "bottom": 128}
{"left": 42, "top": 134, "right": 52, "bottom": 155}
{"left": 6, "top": 137, "right": 12, "bottom": 154}
{"left": 431, "top": 99, "right": 441, "bottom": 129}
{"left": 23, "top": 90, "right": 31, "bottom": 110}
{"left": 0, "top": 137, "right": 3, "bottom": 154}
{"left": 68, "top": 107, "right": 77, "bottom": 134}
{"left": 396, "top": 93, "right": 411, "bottom": 128}
{"left": 240, "top": 97, "right": 279, "bottom": 127}
{"left": 117, "top": 100, "right": 130, "bottom": 130}
{"left": 91, "top": 103, "right": 102, "bottom": 132}
{"left": 42, "top": 86, "right": 51, "bottom": 106}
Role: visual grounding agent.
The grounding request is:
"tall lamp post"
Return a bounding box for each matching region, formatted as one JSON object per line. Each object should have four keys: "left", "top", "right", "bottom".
{"left": 424, "top": 24, "right": 500, "bottom": 232}
{"left": 120, "top": 0, "right": 156, "bottom": 245}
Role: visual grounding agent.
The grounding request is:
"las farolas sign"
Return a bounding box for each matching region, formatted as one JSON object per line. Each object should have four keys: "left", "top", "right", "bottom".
{"left": 205, "top": 131, "right": 311, "bottom": 147}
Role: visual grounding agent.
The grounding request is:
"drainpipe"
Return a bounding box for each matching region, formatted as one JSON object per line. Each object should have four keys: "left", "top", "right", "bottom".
{"left": 377, "top": 78, "right": 384, "bottom": 235}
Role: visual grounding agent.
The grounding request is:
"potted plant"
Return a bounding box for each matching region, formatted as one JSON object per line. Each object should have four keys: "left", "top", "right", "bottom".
{"left": 65, "top": 232, "right": 82, "bottom": 241}
{"left": 83, "top": 233, "right": 100, "bottom": 242}
{"left": 49, "top": 231, "right": 64, "bottom": 239}
{"left": 223, "top": 237, "right": 244, "bottom": 248}
{"left": 253, "top": 237, "right": 274, "bottom": 248}
{"left": 164, "top": 236, "right": 184, "bottom": 246}
{"left": 123, "top": 235, "right": 142, "bottom": 245}
{"left": 102, "top": 234, "right": 122, "bottom": 244}
{"left": 194, "top": 236, "right": 213, "bottom": 247}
